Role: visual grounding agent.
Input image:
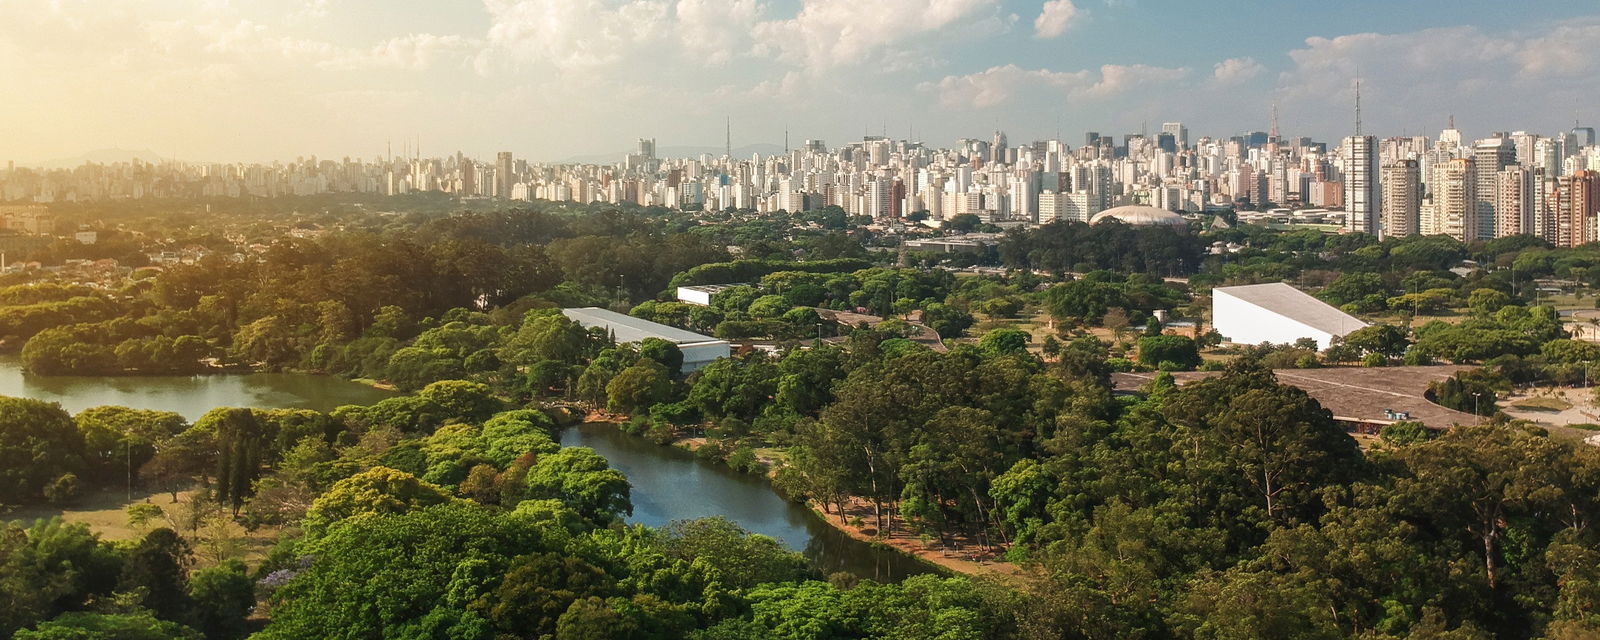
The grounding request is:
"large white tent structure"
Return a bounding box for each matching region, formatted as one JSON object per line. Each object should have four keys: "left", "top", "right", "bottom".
{"left": 1212, "top": 282, "right": 1367, "bottom": 350}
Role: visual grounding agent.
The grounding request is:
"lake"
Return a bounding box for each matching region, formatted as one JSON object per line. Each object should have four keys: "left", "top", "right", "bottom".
{"left": 0, "top": 356, "right": 935, "bottom": 581}
{"left": 562, "top": 422, "right": 937, "bottom": 582}
{"left": 0, "top": 356, "right": 397, "bottom": 420}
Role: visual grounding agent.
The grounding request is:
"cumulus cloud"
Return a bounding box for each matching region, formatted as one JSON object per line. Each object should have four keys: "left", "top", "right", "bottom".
{"left": 1079, "top": 63, "right": 1189, "bottom": 98}
{"left": 1211, "top": 57, "right": 1263, "bottom": 84}
{"left": 924, "top": 62, "right": 1186, "bottom": 107}
{"left": 1033, "top": 0, "right": 1078, "bottom": 39}
{"left": 753, "top": 0, "right": 999, "bottom": 69}
{"left": 922, "top": 64, "right": 1090, "bottom": 108}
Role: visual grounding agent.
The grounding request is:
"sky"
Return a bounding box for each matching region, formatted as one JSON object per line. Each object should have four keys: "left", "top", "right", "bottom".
{"left": 5, "top": 0, "right": 1600, "bottom": 164}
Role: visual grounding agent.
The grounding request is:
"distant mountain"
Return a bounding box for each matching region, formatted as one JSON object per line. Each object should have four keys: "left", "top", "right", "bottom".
{"left": 558, "top": 143, "right": 786, "bottom": 165}
{"left": 28, "top": 148, "right": 168, "bottom": 168}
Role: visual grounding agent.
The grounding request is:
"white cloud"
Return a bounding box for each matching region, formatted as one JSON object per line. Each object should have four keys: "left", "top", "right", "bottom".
{"left": 1212, "top": 57, "right": 1263, "bottom": 85}
{"left": 1033, "top": 0, "right": 1077, "bottom": 39}
{"left": 753, "top": 0, "right": 999, "bottom": 69}
{"left": 924, "top": 62, "right": 1185, "bottom": 107}
{"left": 1078, "top": 63, "right": 1188, "bottom": 98}
{"left": 922, "top": 64, "right": 1089, "bottom": 108}
{"left": 483, "top": 0, "right": 672, "bottom": 70}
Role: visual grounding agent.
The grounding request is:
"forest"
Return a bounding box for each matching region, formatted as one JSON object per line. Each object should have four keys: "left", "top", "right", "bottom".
{"left": 2, "top": 198, "right": 1600, "bottom": 638}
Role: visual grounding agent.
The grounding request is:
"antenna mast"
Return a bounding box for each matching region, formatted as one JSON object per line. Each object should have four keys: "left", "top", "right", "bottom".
{"left": 1354, "top": 74, "right": 1363, "bottom": 136}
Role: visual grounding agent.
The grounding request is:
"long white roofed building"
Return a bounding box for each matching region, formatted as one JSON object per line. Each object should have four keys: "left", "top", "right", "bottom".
{"left": 561, "top": 307, "right": 731, "bottom": 373}
{"left": 1212, "top": 282, "right": 1367, "bottom": 350}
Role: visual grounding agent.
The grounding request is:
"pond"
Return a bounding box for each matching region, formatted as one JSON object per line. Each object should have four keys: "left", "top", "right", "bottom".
{"left": 561, "top": 422, "right": 937, "bottom": 582}
{"left": 0, "top": 356, "right": 397, "bottom": 421}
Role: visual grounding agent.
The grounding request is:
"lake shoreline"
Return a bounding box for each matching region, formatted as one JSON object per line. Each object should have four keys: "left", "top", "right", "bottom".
{"left": 571, "top": 418, "right": 1016, "bottom": 581}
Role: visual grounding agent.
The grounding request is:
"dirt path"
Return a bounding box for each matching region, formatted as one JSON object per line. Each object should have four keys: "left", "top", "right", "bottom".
{"left": 810, "top": 496, "right": 1031, "bottom": 583}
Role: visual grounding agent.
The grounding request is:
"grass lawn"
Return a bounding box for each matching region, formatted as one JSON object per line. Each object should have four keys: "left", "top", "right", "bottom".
{"left": 2, "top": 485, "right": 282, "bottom": 566}
{"left": 1511, "top": 397, "right": 1574, "bottom": 412}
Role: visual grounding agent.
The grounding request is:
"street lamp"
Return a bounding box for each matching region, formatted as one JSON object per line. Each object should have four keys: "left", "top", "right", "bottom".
{"left": 1473, "top": 391, "right": 1483, "bottom": 417}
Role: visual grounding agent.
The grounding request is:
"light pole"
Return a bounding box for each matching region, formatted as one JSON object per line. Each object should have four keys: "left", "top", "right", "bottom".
{"left": 1473, "top": 391, "right": 1483, "bottom": 417}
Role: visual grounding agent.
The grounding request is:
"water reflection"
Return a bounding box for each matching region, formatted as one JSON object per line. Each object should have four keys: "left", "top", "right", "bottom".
{"left": 561, "top": 422, "right": 938, "bottom": 582}
{"left": 0, "top": 356, "right": 396, "bottom": 421}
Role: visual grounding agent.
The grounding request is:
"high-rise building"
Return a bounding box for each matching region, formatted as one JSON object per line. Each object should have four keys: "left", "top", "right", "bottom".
{"left": 495, "top": 151, "right": 513, "bottom": 199}
{"left": 1380, "top": 160, "right": 1421, "bottom": 238}
{"left": 1343, "top": 135, "right": 1380, "bottom": 234}
{"left": 1426, "top": 158, "right": 1475, "bottom": 241}
{"left": 1161, "top": 122, "right": 1188, "bottom": 150}
{"left": 990, "top": 131, "right": 1007, "bottom": 165}
{"left": 1552, "top": 170, "right": 1600, "bottom": 247}
{"left": 1572, "top": 125, "right": 1596, "bottom": 148}
{"left": 1473, "top": 138, "right": 1516, "bottom": 238}
{"left": 1493, "top": 167, "right": 1535, "bottom": 237}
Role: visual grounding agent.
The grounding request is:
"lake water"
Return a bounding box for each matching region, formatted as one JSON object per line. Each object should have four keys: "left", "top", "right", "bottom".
{"left": 0, "top": 356, "right": 935, "bottom": 581}
{"left": 0, "top": 356, "right": 397, "bottom": 421}
{"left": 562, "top": 422, "right": 937, "bottom": 582}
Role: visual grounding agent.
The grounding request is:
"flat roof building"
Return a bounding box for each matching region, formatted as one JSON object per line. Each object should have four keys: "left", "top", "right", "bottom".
{"left": 561, "top": 307, "right": 731, "bottom": 373}
{"left": 675, "top": 283, "right": 745, "bottom": 306}
{"left": 1212, "top": 282, "right": 1367, "bottom": 350}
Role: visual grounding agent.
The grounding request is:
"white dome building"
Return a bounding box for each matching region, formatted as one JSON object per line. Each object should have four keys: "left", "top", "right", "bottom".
{"left": 1089, "top": 205, "right": 1191, "bottom": 229}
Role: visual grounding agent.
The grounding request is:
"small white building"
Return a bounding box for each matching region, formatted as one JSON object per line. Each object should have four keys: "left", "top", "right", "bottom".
{"left": 1212, "top": 282, "right": 1368, "bottom": 350}
{"left": 561, "top": 307, "right": 731, "bottom": 373}
{"left": 675, "top": 283, "right": 745, "bottom": 306}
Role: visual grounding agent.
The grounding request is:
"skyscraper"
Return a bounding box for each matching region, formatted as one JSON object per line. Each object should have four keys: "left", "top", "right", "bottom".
{"left": 1380, "top": 160, "right": 1421, "bottom": 238}
{"left": 1494, "top": 167, "right": 1534, "bottom": 237}
{"left": 495, "top": 151, "right": 513, "bottom": 199}
{"left": 990, "top": 131, "right": 1007, "bottom": 165}
{"left": 1343, "top": 135, "right": 1380, "bottom": 234}
{"left": 1427, "top": 158, "right": 1476, "bottom": 241}
{"left": 1552, "top": 170, "right": 1600, "bottom": 247}
{"left": 1473, "top": 138, "right": 1516, "bottom": 238}
{"left": 1161, "top": 122, "right": 1188, "bottom": 150}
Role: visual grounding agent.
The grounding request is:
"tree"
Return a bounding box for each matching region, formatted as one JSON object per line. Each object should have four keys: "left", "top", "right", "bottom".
{"left": 606, "top": 361, "right": 675, "bottom": 413}
{"left": 979, "top": 329, "right": 1030, "bottom": 356}
{"left": 13, "top": 611, "right": 202, "bottom": 640}
{"left": 301, "top": 467, "right": 455, "bottom": 538}
{"left": 187, "top": 559, "right": 254, "bottom": 640}
{"left": 118, "top": 528, "right": 193, "bottom": 622}
{"left": 419, "top": 380, "right": 502, "bottom": 424}
{"left": 0, "top": 518, "right": 123, "bottom": 637}
{"left": 1468, "top": 288, "right": 1513, "bottom": 315}
{"left": 638, "top": 338, "right": 685, "bottom": 377}
{"left": 75, "top": 406, "right": 187, "bottom": 487}
{"left": 487, "top": 552, "right": 614, "bottom": 638}
{"left": 522, "top": 448, "right": 632, "bottom": 525}
{"left": 1164, "top": 361, "right": 1364, "bottom": 524}
{"left": 1391, "top": 424, "right": 1569, "bottom": 602}
{"left": 198, "top": 408, "right": 267, "bottom": 516}
{"left": 0, "top": 397, "right": 85, "bottom": 505}
{"left": 1137, "top": 335, "right": 1201, "bottom": 370}
{"left": 659, "top": 518, "right": 812, "bottom": 589}
{"left": 1339, "top": 324, "right": 1410, "bottom": 358}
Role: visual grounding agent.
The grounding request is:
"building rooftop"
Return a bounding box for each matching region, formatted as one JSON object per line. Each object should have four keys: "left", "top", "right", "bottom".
{"left": 1214, "top": 282, "right": 1367, "bottom": 336}
{"left": 562, "top": 307, "right": 724, "bottom": 345}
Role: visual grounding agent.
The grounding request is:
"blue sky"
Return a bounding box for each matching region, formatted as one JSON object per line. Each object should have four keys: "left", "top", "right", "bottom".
{"left": 4, "top": 0, "right": 1599, "bottom": 163}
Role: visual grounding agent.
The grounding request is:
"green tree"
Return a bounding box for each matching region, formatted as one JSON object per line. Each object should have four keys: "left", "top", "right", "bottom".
{"left": 522, "top": 448, "right": 632, "bottom": 525}
{"left": 1137, "top": 335, "right": 1202, "bottom": 370}
{"left": 187, "top": 559, "right": 254, "bottom": 640}
{"left": 419, "top": 380, "right": 503, "bottom": 424}
{"left": 0, "top": 397, "right": 86, "bottom": 504}
{"left": 13, "top": 611, "right": 202, "bottom": 640}
{"left": 978, "top": 329, "right": 1030, "bottom": 356}
{"left": 606, "top": 361, "right": 675, "bottom": 413}
{"left": 118, "top": 528, "right": 193, "bottom": 622}
{"left": 301, "top": 467, "right": 455, "bottom": 538}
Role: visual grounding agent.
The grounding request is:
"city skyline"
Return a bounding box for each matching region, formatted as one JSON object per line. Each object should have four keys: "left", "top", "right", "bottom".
{"left": 5, "top": 0, "right": 1600, "bottom": 164}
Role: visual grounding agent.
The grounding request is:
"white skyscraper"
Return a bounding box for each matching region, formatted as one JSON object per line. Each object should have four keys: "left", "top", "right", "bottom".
{"left": 1343, "top": 135, "right": 1380, "bottom": 234}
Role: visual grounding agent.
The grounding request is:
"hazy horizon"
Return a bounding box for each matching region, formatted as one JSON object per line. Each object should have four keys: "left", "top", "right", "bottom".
{"left": 6, "top": 0, "right": 1600, "bottom": 164}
